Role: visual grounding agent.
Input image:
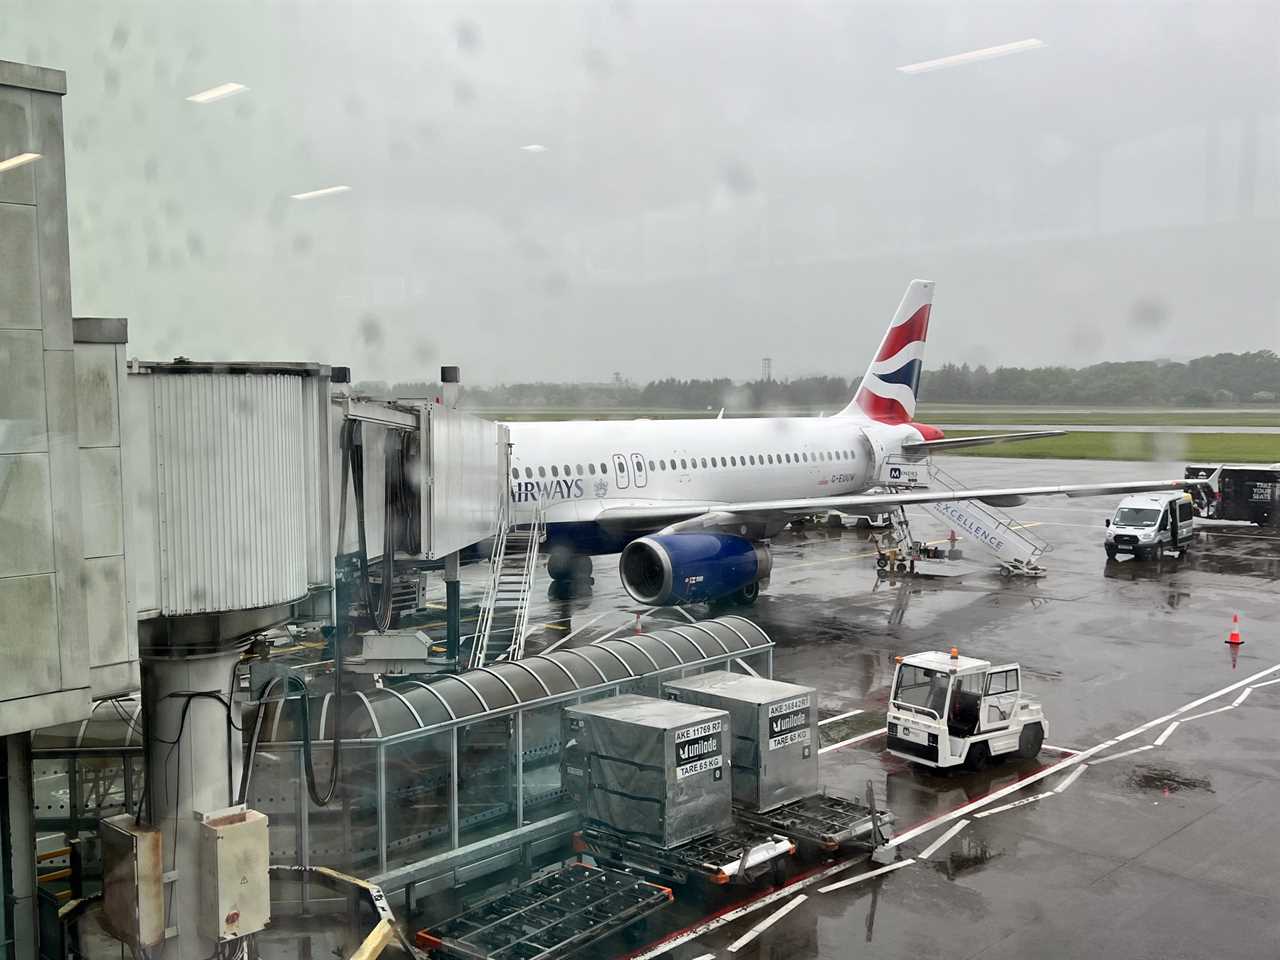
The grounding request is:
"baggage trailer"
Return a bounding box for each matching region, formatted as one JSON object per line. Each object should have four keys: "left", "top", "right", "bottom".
{"left": 414, "top": 863, "right": 673, "bottom": 960}
{"left": 1184, "top": 463, "right": 1280, "bottom": 526}
{"left": 577, "top": 822, "right": 795, "bottom": 887}
{"left": 732, "top": 782, "right": 895, "bottom": 855}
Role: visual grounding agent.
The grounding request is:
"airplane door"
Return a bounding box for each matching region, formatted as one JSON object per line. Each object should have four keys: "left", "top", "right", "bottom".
{"left": 631, "top": 453, "right": 648, "bottom": 488}
{"left": 612, "top": 454, "right": 631, "bottom": 489}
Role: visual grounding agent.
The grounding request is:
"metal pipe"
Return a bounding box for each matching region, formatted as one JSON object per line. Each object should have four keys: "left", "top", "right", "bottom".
{"left": 449, "top": 731, "right": 459, "bottom": 849}
{"left": 376, "top": 746, "right": 388, "bottom": 874}
{"left": 514, "top": 713, "right": 524, "bottom": 828}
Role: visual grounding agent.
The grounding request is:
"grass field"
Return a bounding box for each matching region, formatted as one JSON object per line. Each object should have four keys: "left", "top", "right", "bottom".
{"left": 938, "top": 430, "right": 1279, "bottom": 463}
{"left": 474, "top": 405, "right": 1280, "bottom": 428}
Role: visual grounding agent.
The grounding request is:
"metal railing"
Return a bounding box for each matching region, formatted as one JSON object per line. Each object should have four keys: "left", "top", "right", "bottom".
{"left": 926, "top": 461, "right": 1053, "bottom": 563}
{"left": 468, "top": 498, "right": 510, "bottom": 670}
{"left": 504, "top": 504, "right": 544, "bottom": 663}
{"left": 469, "top": 501, "right": 544, "bottom": 668}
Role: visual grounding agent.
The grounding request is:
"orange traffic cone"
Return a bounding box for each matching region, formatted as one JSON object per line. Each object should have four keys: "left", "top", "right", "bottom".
{"left": 1225, "top": 614, "right": 1243, "bottom": 646}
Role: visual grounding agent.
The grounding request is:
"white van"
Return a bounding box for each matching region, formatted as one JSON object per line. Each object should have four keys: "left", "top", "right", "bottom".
{"left": 1104, "top": 492, "right": 1195, "bottom": 560}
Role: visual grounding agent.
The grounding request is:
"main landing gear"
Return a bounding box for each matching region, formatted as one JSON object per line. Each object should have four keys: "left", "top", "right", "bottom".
{"left": 547, "top": 545, "right": 593, "bottom": 583}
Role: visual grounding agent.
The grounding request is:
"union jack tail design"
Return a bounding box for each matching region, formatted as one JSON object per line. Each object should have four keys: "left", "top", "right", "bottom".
{"left": 836, "top": 279, "right": 934, "bottom": 423}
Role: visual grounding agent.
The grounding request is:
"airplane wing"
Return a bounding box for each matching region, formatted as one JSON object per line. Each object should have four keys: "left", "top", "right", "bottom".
{"left": 900, "top": 430, "right": 1065, "bottom": 453}
{"left": 595, "top": 478, "right": 1193, "bottom": 533}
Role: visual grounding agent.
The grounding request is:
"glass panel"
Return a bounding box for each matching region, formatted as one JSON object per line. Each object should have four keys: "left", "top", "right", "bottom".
{"left": 385, "top": 733, "right": 453, "bottom": 868}
{"left": 520, "top": 705, "right": 570, "bottom": 824}
{"left": 457, "top": 717, "right": 517, "bottom": 846}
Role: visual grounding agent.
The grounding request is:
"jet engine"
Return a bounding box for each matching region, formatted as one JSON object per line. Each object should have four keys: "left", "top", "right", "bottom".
{"left": 619, "top": 533, "right": 772, "bottom": 606}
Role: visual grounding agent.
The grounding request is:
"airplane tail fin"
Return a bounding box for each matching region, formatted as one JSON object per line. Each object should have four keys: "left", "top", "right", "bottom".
{"left": 835, "top": 279, "right": 934, "bottom": 422}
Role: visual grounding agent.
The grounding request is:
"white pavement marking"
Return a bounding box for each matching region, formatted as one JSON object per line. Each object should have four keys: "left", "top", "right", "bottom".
{"left": 1181, "top": 704, "right": 1236, "bottom": 722}
{"left": 972, "top": 791, "right": 1055, "bottom": 819}
{"left": 540, "top": 611, "right": 613, "bottom": 654}
{"left": 1090, "top": 744, "right": 1155, "bottom": 765}
{"left": 591, "top": 623, "right": 631, "bottom": 645}
{"left": 1043, "top": 744, "right": 1081, "bottom": 755}
{"left": 819, "top": 728, "right": 887, "bottom": 754}
{"left": 1153, "top": 722, "right": 1180, "bottom": 747}
{"left": 675, "top": 606, "right": 697, "bottom": 623}
{"left": 1054, "top": 764, "right": 1089, "bottom": 794}
{"left": 887, "top": 660, "right": 1280, "bottom": 850}
{"left": 691, "top": 954, "right": 715, "bottom": 960}
{"left": 819, "top": 709, "right": 865, "bottom": 726}
{"left": 918, "top": 820, "right": 969, "bottom": 860}
{"left": 725, "top": 895, "right": 808, "bottom": 953}
{"left": 1232, "top": 687, "right": 1253, "bottom": 708}
{"left": 818, "top": 859, "right": 915, "bottom": 894}
{"left": 1251, "top": 677, "right": 1280, "bottom": 689}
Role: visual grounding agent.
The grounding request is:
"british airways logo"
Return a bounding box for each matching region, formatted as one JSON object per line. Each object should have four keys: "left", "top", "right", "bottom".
{"left": 510, "top": 478, "right": 587, "bottom": 503}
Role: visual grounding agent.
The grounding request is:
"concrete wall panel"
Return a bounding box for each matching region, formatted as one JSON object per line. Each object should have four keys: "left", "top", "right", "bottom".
{"left": 73, "top": 342, "right": 120, "bottom": 446}
{"left": 30, "top": 91, "right": 71, "bottom": 348}
{"left": 0, "top": 86, "right": 34, "bottom": 204}
{"left": 0, "top": 328, "right": 48, "bottom": 453}
{"left": 0, "top": 453, "right": 53, "bottom": 577}
{"left": 0, "top": 574, "right": 60, "bottom": 700}
{"left": 80, "top": 446, "right": 123, "bottom": 558}
{"left": 0, "top": 203, "right": 41, "bottom": 330}
{"left": 84, "top": 556, "right": 129, "bottom": 668}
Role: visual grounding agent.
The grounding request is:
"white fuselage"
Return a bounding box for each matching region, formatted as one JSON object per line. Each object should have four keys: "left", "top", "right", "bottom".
{"left": 502, "top": 415, "right": 926, "bottom": 550}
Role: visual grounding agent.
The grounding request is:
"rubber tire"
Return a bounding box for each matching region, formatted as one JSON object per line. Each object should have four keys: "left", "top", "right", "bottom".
{"left": 571, "top": 554, "right": 594, "bottom": 580}
{"left": 1017, "top": 722, "right": 1044, "bottom": 760}
{"left": 876, "top": 556, "right": 889, "bottom": 569}
{"left": 735, "top": 582, "right": 761, "bottom": 605}
{"left": 1105, "top": 545, "right": 1117, "bottom": 560}
{"left": 964, "top": 740, "right": 990, "bottom": 771}
{"left": 546, "top": 545, "right": 575, "bottom": 581}
{"left": 895, "top": 562, "right": 908, "bottom": 573}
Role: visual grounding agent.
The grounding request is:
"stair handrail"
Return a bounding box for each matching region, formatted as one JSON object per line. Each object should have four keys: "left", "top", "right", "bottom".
{"left": 504, "top": 501, "right": 545, "bottom": 663}
{"left": 926, "top": 461, "right": 1053, "bottom": 558}
{"left": 469, "top": 495, "right": 511, "bottom": 670}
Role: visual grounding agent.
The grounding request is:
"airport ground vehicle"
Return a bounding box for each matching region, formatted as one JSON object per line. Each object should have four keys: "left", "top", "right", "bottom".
{"left": 886, "top": 649, "right": 1046, "bottom": 770}
{"left": 1184, "top": 463, "right": 1280, "bottom": 526}
{"left": 1105, "top": 491, "right": 1195, "bottom": 560}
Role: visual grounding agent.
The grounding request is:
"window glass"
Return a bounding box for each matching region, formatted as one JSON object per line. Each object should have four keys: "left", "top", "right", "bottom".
{"left": 511, "top": 468, "right": 518, "bottom": 479}
{"left": 749, "top": 455, "right": 756, "bottom": 465}
{"left": 550, "top": 465, "right": 559, "bottom": 477}
{"left": 564, "top": 464, "right": 571, "bottom": 476}
{"left": 648, "top": 460, "right": 656, "bottom": 471}
{"left": 730, "top": 456, "right": 737, "bottom": 466}
{"left": 659, "top": 459, "right": 666, "bottom": 470}
{"left": 701, "top": 457, "right": 708, "bottom": 468}
{"left": 681, "top": 459, "right": 688, "bottom": 469}
{"left": 576, "top": 464, "right": 584, "bottom": 476}
{"left": 1178, "top": 501, "right": 1193, "bottom": 521}
{"left": 538, "top": 466, "right": 546, "bottom": 478}
{"left": 588, "top": 463, "right": 596, "bottom": 475}
{"left": 600, "top": 462, "right": 608, "bottom": 473}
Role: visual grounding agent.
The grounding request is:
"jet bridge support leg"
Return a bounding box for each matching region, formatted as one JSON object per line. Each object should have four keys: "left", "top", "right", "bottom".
{"left": 444, "top": 552, "right": 461, "bottom": 663}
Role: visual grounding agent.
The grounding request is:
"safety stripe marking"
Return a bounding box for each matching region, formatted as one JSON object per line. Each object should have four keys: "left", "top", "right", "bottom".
{"left": 818, "top": 859, "right": 914, "bottom": 894}
{"left": 819, "top": 709, "right": 864, "bottom": 726}
{"left": 1054, "top": 764, "right": 1089, "bottom": 794}
{"left": 725, "top": 895, "right": 807, "bottom": 953}
{"left": 1153, "top": 722, "right": 1180, "bottom": 747}
{"left": 972, "top": 791, "right": 1055, "bottom": 819}
{"left": 1090, "top": 744, "right": 1155, "bottom": 765}
{"left": 1181, "top": 704, "right": 1235, "bottom": 723}
{"left": 819, "top": 728, "right": 887, "bottom": 754}
{"left": 918, "top": 820, "right": 969, "bottom": 860}
{"left": 1232, "top": 687, "right": 1252, "bottom": 708}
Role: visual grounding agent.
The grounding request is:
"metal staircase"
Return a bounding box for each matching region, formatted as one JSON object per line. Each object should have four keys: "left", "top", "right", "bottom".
{"left": 469, "top": 503, "right": 544, "bottom": 668}
{"left": 921, "top": 461, "right": 1051, "bottom": 575}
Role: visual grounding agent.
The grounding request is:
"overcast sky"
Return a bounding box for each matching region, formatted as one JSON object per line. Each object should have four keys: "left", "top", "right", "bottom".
{"left": 4, "top": 1, "right": 1279, "bottom": 384}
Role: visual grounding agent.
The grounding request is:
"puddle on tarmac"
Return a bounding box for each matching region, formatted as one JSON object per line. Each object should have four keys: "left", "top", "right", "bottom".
{"left": 1128, "top": 765, "right": 1213, "bottom": 794}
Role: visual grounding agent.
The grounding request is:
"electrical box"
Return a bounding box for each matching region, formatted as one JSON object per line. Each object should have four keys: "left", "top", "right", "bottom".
{"left": 100, "top": 815, "right": 165, "bottom": 950}
{"left": 562, "top": 694, "right": 732, "bottom": 849}
{"left": 197, "top": 806, "right": 270, "bottom": 942}
{"left": 663, "top": 671, "right": 818, "bottom": 811}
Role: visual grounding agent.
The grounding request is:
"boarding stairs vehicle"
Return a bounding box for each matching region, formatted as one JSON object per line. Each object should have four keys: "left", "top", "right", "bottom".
{"left": 876, "top": 456, "right": 1050, "bottom": 577}
{"left": 885, "top": 648, "right": 1047, "bottom": 770}
{"left": 469, "top": 502, "right": 544, "bottom": 668}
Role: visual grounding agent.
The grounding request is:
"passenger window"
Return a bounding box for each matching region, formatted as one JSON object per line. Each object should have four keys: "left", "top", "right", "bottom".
{"left": 564, "top": 464, "right": 571, "bottom": 476}
{"left": 749, "top": 455, "right": 756, "bottom": 465}
{"left": 720, "top": 457, "right": 728, "bottom": 467}
{"left": 1179, "top": 501, "right": 1192, "bottom": 521}
{"left": 511, "top": 468, "right": 519, "bottom": 480}
{"left": 588, "top": 463, "right": 596, "bottom": 475}
{"left": 538, "top": 466, "right": 546, "bottom": 478}
{"left": 701, "top": 457, "right": 708, "bottom": 468}
{"left": 648, "top": 460, "right": 655, "bottom": 471}
{"left": 576, "top": 464, "right": 584, "bottom": 476}
{"left": 551, "top": 465, "right": 559, "bottom": 477}
{"left": 730, "top": 457, "right": 737, "bottom": 466}
{"left": 525, "top": 467, "right": 533, "bottom": 479}
{"left": 681, "top": 459, "right": 688, "bottom": 469}
{"left": 600, "top": 462, "right": 608, "bottom": 473}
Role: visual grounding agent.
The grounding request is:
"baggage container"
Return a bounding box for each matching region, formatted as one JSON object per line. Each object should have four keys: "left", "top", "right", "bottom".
{"left": 562, "top": 694, "right": 732, "bottom": 849}
{"left": 662, "top": 671, "right": 817, "bottom": 812}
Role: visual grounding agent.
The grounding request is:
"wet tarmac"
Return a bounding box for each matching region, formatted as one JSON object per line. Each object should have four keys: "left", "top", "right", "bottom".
{"left": 495, "top": 456, "right": 1280, "bottom": 960}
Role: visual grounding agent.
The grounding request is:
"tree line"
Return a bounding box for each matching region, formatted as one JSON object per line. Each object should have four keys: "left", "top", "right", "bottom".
{"left": 353, "top": 350, "right": 1280, "bottom": 410}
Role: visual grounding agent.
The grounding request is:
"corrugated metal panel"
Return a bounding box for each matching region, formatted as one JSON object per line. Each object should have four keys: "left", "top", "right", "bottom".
{"left": 152, "top": 373, "right": 309, "bottom": 615}
{"left": 426, "top": 407, "right": 507, "bottom": 559}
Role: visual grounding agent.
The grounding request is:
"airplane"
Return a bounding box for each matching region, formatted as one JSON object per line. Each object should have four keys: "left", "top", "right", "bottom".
{"left": 502, "top": 280, "right": 1188, "bottom": 606}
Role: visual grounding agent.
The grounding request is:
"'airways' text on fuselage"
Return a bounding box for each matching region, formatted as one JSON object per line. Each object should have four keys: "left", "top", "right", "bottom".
{"left": 511, "top": 478, "right": 587, "bottom": 503}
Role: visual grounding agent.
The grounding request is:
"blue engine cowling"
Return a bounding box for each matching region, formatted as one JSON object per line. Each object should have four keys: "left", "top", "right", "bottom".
{"left": 619, "top": 533, "right": 772, "bottom": 605}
